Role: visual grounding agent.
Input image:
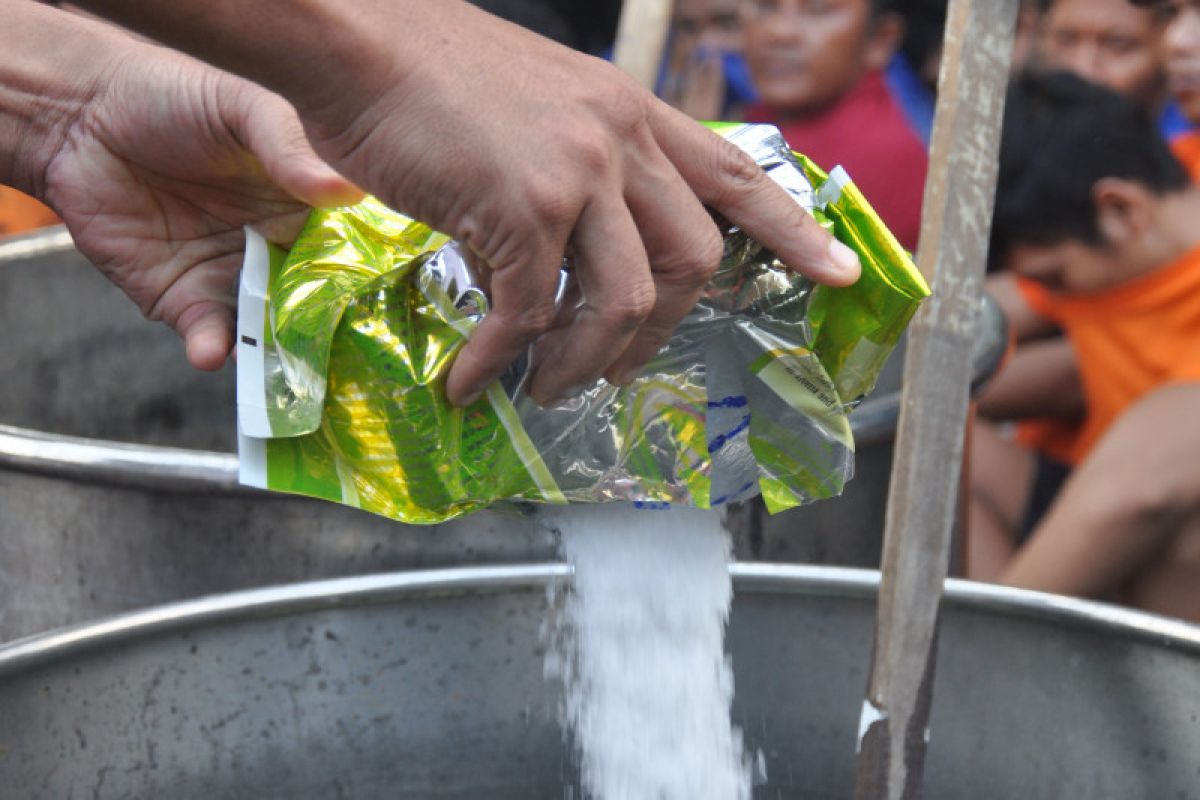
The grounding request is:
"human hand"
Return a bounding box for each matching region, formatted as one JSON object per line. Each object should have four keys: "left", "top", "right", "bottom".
{"left": 62, "top": 0, "right": 860, "bottom": 405}
{"left": 662, "top": 46, "right": 729, "bottom": 122}
{"left": 293, "top": 1, "right": 860, "bottom": 406}
{"left": 30, "top": 21, "right": 360, "bottom": 370}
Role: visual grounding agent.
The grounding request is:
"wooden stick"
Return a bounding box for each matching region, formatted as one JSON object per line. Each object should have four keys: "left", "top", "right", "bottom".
{"left": 853, "top": 1, "right": 1019, "bottom": 798}
{"left": 612, "top": 0, "right": 674, "bottom": 90}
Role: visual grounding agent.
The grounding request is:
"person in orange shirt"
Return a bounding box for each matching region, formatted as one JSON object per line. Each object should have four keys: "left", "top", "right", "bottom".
{"left": 0, "top": 187, "right": 58, "bottom": 237}
{"left": 969, "top": 71, "right": 1200, "bottom": 621}
{"left": 983, "top": 0, "right": 1173, "bottom": 484}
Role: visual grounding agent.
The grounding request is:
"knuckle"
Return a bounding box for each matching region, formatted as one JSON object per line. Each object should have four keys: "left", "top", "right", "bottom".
{"left": 658, "top": 227, "right": 723, "bottom": 287}
{"left": 524, "top": 180, "right": 577, "bottom": 230}
{"left": 572, "top": 132, "right": 614, "bottom": 175}
{"left": 587, "top": 67, "right": 651, "bottom": 131}
{"left": 713, "top": 142, "right": 766, "bottom": 200}
{"left": 600, "top": 280, "right": 656, "bottom": 329}
{"left": 506, "top": 301, "right": 558, "bottom": 338}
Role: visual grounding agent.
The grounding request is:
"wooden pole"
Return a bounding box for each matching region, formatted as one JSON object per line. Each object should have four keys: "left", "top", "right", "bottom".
{"left": 853, "top": 1, "right": 1019, "bottom": 798}
{"left": 612, "top": 0, "right": 675, "bottom": 90}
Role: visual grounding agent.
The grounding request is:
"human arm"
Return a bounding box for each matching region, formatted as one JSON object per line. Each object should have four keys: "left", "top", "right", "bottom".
{"left": 1, "top": 0, "right": 362, "bottom": 368}
{"left": 68, "top": 0, "right": 860, "bottom": 406}
{"left": 976, "top": 336, "right": 1085, "bottom": 421}
{"left": 978, "top": 273, "right": 1085, "bottom": 421}
{"left": 1000, "top": 383, "right": 1200, "bottom": 616}
{"left": 985, "top": 273, "right": 1060, "bottom": 343}
{"left": 661, "top": 47, "right": 728, "bottom": 121}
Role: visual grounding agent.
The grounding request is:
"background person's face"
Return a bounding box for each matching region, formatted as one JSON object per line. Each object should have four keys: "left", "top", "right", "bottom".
{"left": 1161, "top": 0, "right": 1200, "bottom": 122}
{"left": 673, "top": 0, "right": 745, "bottom": 62}
{"left": 1037, "top": 0, "right": 1166, "bottom": 108}
{"left": 743, "top": 0, "right": 877, "bottom": 114}
{"left": 1006, "top": 240, "right": 1132, "bottom": 295}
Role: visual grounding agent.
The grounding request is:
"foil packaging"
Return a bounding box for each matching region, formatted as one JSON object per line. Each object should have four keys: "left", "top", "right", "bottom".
{"left": 236, "top": 123, "right": 930, "bottom": 524}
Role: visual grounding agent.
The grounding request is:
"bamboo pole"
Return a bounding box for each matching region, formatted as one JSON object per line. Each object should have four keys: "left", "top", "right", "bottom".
{"left": 853, "top": 1, "right": 1020, "bottom": 798}
{"left": 612, "top": 0, "right": 675, "bottom": 90}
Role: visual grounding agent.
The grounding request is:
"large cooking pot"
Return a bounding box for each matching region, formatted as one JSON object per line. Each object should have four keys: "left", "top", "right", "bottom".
{"left": 0, "top": 564, "right": 1194, "bottom": 799}
{"left": 0, "top": 229, "right": 1006, "bottom": 642}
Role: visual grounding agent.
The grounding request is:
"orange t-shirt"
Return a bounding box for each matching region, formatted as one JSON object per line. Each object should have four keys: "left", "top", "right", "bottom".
{"left": 1016, "top": 246, "right": 1200, "bottom": 465}
{"left": 1172, "top": 132, "right": 1200, "bottom": 183}
{"left": 1014, "top": 416, "right": 1081, "bottom": 466}
{"left": 0, "top": 186, "right": 58, "bottom": 237}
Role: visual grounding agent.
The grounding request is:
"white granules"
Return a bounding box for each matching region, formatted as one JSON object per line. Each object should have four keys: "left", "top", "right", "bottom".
{"left": 542, "top": 504, "right": 752, "bottom": 800}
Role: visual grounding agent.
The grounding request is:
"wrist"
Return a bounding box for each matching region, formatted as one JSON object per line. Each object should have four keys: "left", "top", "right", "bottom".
{"left": 68, "top": 0, "right": 433, "bottom": 134}
{"left": 0, "top": 3, "right": 122, "bottom": 199}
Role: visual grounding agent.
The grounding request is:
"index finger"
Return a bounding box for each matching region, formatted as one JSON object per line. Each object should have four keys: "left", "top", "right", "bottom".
{"left": 647, "top": 103, "right": 862, "bottom": 287}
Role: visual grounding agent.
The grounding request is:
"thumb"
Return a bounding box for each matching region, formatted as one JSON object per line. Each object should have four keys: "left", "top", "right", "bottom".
{"left": 235, "top": 86, "right": 364, "bottom": 209}
{"left": 177, "top": 301, "right": 236, "bottom": 371}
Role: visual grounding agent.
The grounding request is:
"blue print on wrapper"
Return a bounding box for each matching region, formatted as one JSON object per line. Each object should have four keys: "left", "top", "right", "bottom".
{"left": 633, "top": 501, "right": 673, "bottom": 510}
{"left": 708, "top": 415, "right": 752, "bottom": 455}
{"left": 711, "top": 481, "right": 757, "bottom": 508}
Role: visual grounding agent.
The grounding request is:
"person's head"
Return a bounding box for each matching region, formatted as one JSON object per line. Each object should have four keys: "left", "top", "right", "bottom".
{"left": 742, "top": 0, "right": 904, "bottom": 114}
{"left": 1034, "top": 0, "right": 1167, "bottom": 109}
{"left": 672, "top": 0, "right": 745, "bottom": 62}
{"left": 1130, "top": 0, "right": 1200, "bottom": 123}
{"left": 991, "top": 70, "right": 1192, "bottom": 293}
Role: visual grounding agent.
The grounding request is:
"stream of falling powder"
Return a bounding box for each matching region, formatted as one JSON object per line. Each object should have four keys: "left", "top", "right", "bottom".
{"left": 542, "top": 504, "right": 752, "bottom": 800}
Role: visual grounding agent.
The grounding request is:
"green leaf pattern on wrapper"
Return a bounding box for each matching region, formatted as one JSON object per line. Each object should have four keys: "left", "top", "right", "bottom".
{"left": 238, "top": 124, "right": 930, "bottom": 523}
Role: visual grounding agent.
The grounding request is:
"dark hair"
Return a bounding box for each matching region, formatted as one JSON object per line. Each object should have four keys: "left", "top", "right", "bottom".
{"left": 894, "top": 0, "right": 947, "bottom": 82}
{"left": 470, "top": 0, "right": 576, "bottom": 45}
{"left": 989, "top": 70, "right": 1190, "bottom": 270}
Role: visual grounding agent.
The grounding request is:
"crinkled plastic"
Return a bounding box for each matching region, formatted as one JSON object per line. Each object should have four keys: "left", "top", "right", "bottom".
{"left": 236, "top": 123, "right": 930, "bottom": 524}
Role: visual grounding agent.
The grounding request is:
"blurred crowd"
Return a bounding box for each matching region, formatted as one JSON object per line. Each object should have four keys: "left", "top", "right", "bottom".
{"left": 5, "top": 0, "right": 1199, "bottom": 621}
{"left": 650, "top": 0, "right": 1200, "bottom": 622}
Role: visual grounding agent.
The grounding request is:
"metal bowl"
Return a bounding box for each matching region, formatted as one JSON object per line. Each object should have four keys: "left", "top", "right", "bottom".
{"left": 0, "top": 564, "right": 1194, "bottom": 799}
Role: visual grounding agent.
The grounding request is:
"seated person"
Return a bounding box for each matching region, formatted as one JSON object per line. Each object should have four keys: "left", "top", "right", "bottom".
{"left": 660, "top": 0, "right": 759, "bottom": 120}
{"left": 981, "top": 0, "right": 1172, "bottom": 505}
{"left": 968, "top": 70, "right": 1200, "bottom": 622}
{"left": 741, "top": 0, "right": 927, "bottom": 251}
{"left": 1134, "top": 0, "right": 1200, "bottom": 176}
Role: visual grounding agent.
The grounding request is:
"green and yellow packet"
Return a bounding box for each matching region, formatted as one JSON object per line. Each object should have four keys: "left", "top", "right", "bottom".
{"left": 236, "top": 123, "right": 929, "bottom": 524}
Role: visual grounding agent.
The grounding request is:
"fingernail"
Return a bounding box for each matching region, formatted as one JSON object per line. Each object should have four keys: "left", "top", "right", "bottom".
{"left": 534, "top": 382, "right": 591, "bottom": 408}
{"left": 827, "top": 239, "right": 861, "bottom": 280}
{"left": 828, "top": 239, "right": 861, "bottom": 277}
{"left": 608, "top": 367, "right": 641, "bottom": 388}
{"left": 458, "top": 387, "right": 485, "bottom": 408}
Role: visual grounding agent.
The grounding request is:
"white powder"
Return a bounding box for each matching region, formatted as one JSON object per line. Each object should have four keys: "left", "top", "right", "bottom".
{"left": 542, "top": 504, "right": 752, "bottom": 800}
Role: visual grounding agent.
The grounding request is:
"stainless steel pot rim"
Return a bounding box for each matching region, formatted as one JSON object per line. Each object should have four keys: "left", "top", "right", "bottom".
{"left": 0, "top": 405, "right": 900, "bottom": 495}
{"left": 1, "top": 563, "right": 1196, "bottom": 678}
{"left": 0, "top": 225, "right": 73, "bottom": 261}
{"left": 0, "top": 424, "right": 242, "bottom": 492}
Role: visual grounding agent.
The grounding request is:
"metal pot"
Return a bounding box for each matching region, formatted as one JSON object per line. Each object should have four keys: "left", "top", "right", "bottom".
{"left": 0, "top": 564, "right": 1194, "bottom": 799}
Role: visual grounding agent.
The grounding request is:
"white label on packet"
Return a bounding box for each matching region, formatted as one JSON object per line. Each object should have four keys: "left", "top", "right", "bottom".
{"left": 235, "top": 226, "right": 274, "bottom": 440}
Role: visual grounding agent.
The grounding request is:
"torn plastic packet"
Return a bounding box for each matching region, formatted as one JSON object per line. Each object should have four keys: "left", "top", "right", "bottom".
{"left": 236, "top": 123, "right": 930, "bottom": 524}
